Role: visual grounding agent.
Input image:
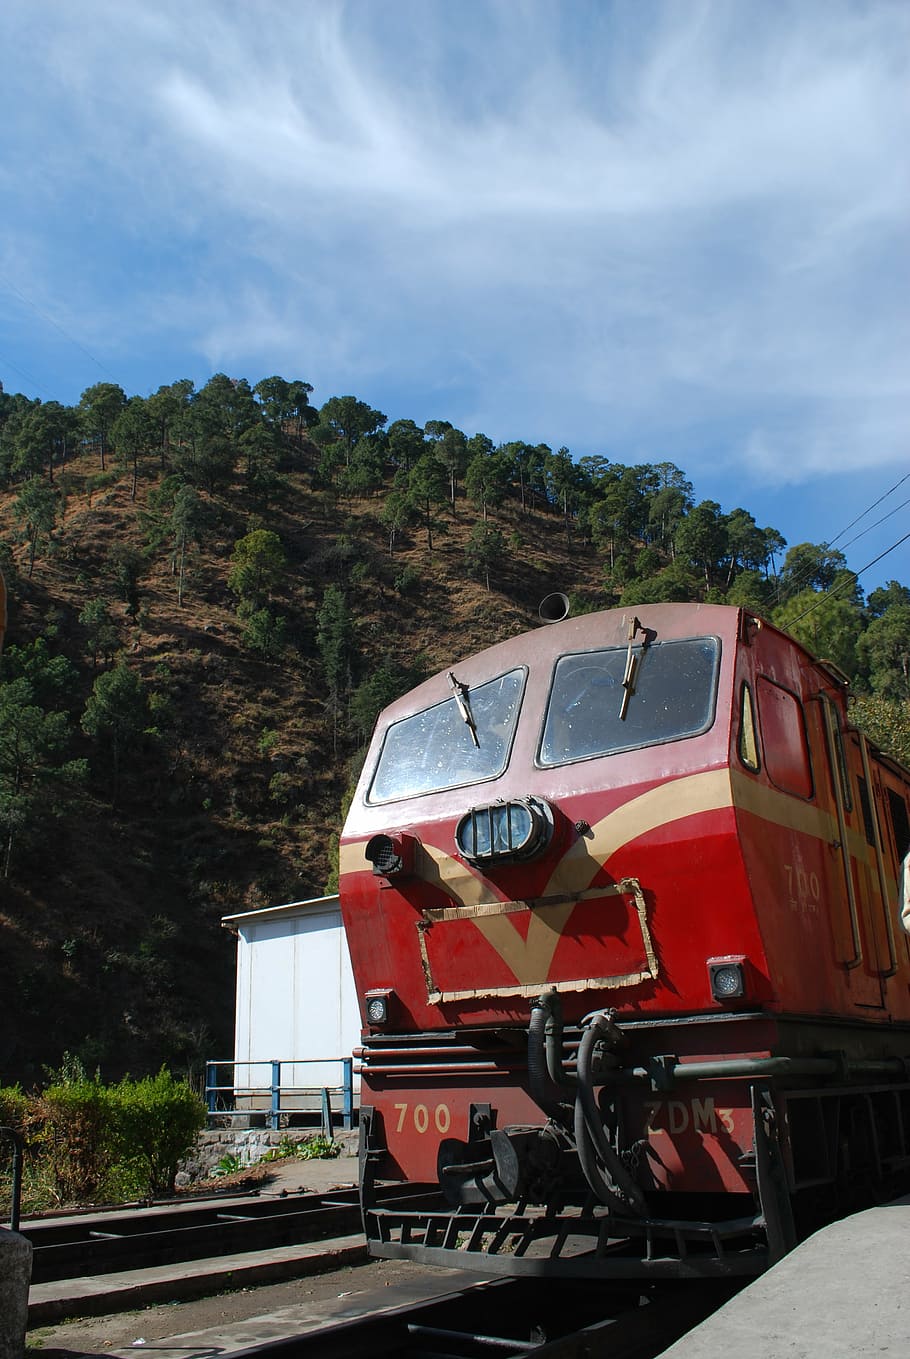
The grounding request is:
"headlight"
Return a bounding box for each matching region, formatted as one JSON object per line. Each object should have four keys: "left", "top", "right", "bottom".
{"left": 456, "top": 797, "right": 554, "bottom": 865}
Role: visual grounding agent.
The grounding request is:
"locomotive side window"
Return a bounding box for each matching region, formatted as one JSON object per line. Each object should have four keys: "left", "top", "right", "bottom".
{"left": 829, "top": 715, "right": 853, "bottom": 812}
{"left": 755, "top": 678, "right": 813, "bottom": 799}
{"left": 539, "top": 637, "right": 719, "bottom": 766}
{"left": 887, "top": 788, "right": 910, "bottom": 862}
{"left": 738, "top": 683, "right": 760, "bottom": 772}
{"left": 368, "top": 668, "right": 525, "bottom": 802}
{"left": 857, "top": 777, "right": 876, "bottom": 847}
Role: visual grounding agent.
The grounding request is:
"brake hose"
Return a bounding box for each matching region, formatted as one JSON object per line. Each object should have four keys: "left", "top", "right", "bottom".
{"left": 574, "top": 1013, "right": 647, "bottom": 1215}
{"left": 528, "top": 994, "right": 572, "bottom": 1118}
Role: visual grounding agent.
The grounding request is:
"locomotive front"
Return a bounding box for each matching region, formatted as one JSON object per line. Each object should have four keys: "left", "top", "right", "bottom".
{"left": 339, "top": 603, "right": 787, "bottom": 1278}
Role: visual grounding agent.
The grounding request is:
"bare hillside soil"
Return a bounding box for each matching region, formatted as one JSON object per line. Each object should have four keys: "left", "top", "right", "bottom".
{"left": 1, "top": 447, "right": 601, "bottom": 1083}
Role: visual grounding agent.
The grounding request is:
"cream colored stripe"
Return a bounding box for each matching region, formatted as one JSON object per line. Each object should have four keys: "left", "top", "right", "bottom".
{"left": 342, "top": 771, "right": 736, "bottom": 986}
{"left": 728, "top": 768, "right": 876, "bottom": 864}
{"left": 470, "top": 771, "right": 730, "bottom": 983}
{"left": 338, "top": 840, "right": 371, "bottom": 877}
{"left": 342, "top": 766, "right": 896, "bottom": 991}
{"left": 418, "top": 771, "right": 733, "bottom": 985}
{"left": 729, "top": 767, "right": 834, "bottom": 840}
{"left": 543, "top": 768, "right": 734, "bottom": 897}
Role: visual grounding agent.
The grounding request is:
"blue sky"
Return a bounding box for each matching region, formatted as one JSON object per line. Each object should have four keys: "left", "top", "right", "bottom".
{"left": 2, "top": 0, "right": 908, "bottom": 593}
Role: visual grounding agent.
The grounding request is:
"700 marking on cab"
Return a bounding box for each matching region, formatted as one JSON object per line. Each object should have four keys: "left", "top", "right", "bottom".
{"left": 391, "top": 1097, "right": 737, "bottom": 1139}
{"left": 394, "top": 1102, "right": 451, "bottom": 1135}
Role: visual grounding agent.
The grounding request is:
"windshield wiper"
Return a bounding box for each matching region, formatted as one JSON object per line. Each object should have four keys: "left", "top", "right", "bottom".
{"left": 448, "top": 671, "right": 480, "bottom": 746}
{"left": 619, "top": 616, "right": 650, "bottom": 720}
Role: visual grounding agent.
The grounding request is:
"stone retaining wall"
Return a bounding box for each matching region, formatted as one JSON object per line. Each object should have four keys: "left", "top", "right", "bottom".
{"left": 182, "top": 1127, "right": 359, "bottom": 1181}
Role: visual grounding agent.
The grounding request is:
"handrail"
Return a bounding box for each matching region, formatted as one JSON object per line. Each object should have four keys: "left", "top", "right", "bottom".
{"left": 820, "top": 692, "right": 862, "bottom": 968}
{"left": 603, "top": 1054, "right": 910, "bottom": 1087}
{"left": 858, "top": 732, "right": 898, "bottom": 978}
{"left": 204, "top": 1057, "right": 355, "bottom": 1131}
{"left": 1, "top": 1126, "right": 24, "bottom": 1232}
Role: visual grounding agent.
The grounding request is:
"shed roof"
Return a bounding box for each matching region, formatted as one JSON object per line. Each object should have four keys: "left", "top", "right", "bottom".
{"left": 221, "top": 894, "right": 341, "bottom": 931}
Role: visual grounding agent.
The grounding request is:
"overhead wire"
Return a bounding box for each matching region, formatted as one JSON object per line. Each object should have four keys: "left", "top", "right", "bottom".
{"left": 785, "top": 528, "right": 910, "bottom": 625}
{"left": 827, "top": 470, "right": 910, "bottom": 549}
{"left": 0, "top": 273, "right": 121, "bottom": 386}
{"left": 773, "top": 467, "right": 910, "bottom": 608}
{"left": 0, "top": 351, "right": 53, "bottom": 400}
{"left": 838, "top": 493, "right": 910, "bottom": 554}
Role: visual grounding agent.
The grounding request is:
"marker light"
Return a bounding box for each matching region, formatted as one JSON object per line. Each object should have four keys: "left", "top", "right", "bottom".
{"left": 708, "top": 959, "right": 746, "bottom": 1002}
{"left": 364, "top": 989, "right": 393, "bottom": 1025}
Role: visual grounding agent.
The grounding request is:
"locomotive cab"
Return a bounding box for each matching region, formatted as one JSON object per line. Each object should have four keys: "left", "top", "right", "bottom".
{"left": 339, "top": 603, "right": 910, "bottom": 1279}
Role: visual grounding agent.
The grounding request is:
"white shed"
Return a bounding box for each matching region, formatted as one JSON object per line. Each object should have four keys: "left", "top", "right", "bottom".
{"left": 220, "top": 895, "right": 361, "bottom": 1123}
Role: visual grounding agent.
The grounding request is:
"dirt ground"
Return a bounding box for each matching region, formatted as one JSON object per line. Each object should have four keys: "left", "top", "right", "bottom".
{"left": 28, "top": 1257, "right": 471, "bottom": 1357}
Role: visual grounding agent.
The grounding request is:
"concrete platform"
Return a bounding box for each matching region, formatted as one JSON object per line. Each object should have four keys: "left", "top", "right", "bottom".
{"left": 660, "top": 1197, "right": 910, "bottom": 1357}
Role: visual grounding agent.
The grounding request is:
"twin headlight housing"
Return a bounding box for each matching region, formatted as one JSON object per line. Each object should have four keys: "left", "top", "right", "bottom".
{"left": 366, "top": 798, "right": 556, "bottom": 878}
{"left": 455, "top": 796, "right": 554, "bottom": 866}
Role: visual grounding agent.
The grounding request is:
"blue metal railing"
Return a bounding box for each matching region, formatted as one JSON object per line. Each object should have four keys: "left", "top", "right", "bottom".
{"left": 204, "top": 1058, "right": 355, "bottom": 1133}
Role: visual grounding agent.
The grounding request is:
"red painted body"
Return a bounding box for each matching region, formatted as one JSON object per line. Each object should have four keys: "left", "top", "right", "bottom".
{"left": 339, "top": 603, "right": 910, "bottom": 1260}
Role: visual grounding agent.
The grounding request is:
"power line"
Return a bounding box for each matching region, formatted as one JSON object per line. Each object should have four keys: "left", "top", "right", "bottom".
{"left": 828, "top": 470, "right": 910, "bottom": 549}
{"left": 0, "top": 274, "right": 120, "bottom": 385}
{"left": 838, "top": 493, "right": 910, "bottom": 554}
{"left": 773, "top": 468, "right": 910, "bottom": 608}
{"left": 786, "top": 528, "right": 910, "bottom": 625}
{"left": 0, "top": 351, "right": 53, "bottom": 399}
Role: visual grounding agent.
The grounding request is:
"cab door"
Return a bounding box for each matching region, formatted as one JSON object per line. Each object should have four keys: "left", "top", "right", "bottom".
{"left": 818, "top": 694, "right": 885, "bottom": 1008}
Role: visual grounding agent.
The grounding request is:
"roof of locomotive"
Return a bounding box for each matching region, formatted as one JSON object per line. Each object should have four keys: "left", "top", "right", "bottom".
{"left": 376, "top": 600, "right": 748, "bottom": 728}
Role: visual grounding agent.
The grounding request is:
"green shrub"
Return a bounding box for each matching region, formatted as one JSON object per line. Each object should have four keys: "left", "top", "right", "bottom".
{"left": 0, "top": 1084, "right": 27, "bottom": 1132}
{"left": 0, "top": 1085, "right": 30, "bottom": 1218}
{"left": 110, "top": 1068, "right": 206, "bottom": 1196}
{"left": 4, "top": 1066, "right": 204, "bottom": 1209}
{"left": 257, "top": 1133, "right": 339, "bottom": 1164}
{"left": 240, "top": 605, "right": 287, "bottom": 659}
{"left": 211, "top": 1152, "right": 244, "bottom": 1177}
{"left": 393, "top": 565, "right": 421, "bottom": 596}
{"left": 259, "top": 1134, "right": 301, "bottom": 1163}
{"left": 295, "top": 1134, "right": 339, "bottom": 1160}
{"left": 258, "top": 727, "right": 279, "bottom": 756}
{"left": 268, "top": 771, "right": 294, "bottom": 804}
{"left": 37, "top": 1076, "right": 115, "bottom": 1203}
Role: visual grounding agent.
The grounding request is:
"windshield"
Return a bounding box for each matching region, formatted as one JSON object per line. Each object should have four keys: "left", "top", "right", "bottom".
{"left": 368, "top": 668, "right": 525, "bottom": 802}
{"left": 539, "top": 637, "right": 719, "bottom": 766}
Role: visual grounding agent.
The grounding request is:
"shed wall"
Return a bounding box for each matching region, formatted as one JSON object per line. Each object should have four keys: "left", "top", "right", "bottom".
{"left": 232, "top": 903, "right": 361, "bottom": 1094}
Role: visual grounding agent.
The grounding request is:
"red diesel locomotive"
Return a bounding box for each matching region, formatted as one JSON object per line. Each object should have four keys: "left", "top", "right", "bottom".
{"left": 338, "top": 601, "right": 910, "bottom": 1279}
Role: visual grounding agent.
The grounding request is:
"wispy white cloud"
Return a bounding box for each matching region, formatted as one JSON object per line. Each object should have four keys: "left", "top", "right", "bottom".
{"left": 2, "top": 0, "right": 908, "bottom": 511}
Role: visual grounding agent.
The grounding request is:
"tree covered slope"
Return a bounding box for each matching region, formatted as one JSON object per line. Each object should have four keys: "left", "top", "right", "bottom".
{"left": 1, "top": 374, "right": 908, "bottom": 1083}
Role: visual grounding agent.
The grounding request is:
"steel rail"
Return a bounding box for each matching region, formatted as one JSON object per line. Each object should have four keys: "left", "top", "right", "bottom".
{"left": 22, "top": 1187, "right": 431, "bottom": 1283}
{"left": 221, "top": 1275, "right": 739, "bottom": 1359}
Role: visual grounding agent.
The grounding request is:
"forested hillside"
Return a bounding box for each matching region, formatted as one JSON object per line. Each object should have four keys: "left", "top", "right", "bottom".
{"left": 1, "top": 374, "right": 909, "bottom": 1085}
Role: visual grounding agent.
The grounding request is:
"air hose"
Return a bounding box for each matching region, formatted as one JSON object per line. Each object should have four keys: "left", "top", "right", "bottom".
{"left": 528, "top": 992, "right": 572, "bottom": 1118}
{"left": 574, "top": 1011, "right": 647, "bottom": 1215}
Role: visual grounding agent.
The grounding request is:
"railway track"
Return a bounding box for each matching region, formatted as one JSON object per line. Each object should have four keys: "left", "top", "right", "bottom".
{"left": 224, "top": 1276, "right": 739, "bottom": 1359}
{"left": 23, "top": 1188, "right": 742, "bottom": 1352}
{"left": 22, "top": 1187, "right": 427, "bottom": 1283}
